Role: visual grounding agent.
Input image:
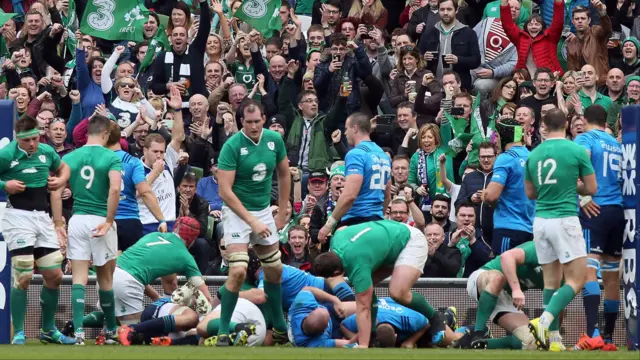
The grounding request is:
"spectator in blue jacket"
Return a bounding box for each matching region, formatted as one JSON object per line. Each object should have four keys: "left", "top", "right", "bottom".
{"left": 313, "top": 32, "right": 373, "bottom": 115}
{"left": 75, "top": 31, "right": 106, "bottom": 118}
{"left": 196, "top": 157, "right": 223, "bottom": 217}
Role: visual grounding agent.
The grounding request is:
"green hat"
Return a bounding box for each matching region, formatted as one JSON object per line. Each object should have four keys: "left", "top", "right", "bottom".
{"left": 623, "top": 36, "right": 640, "bottom": 53}
{"left": 330, "top": 163, "right": 345, "bottom": 179}
{"left": 626, "top": 75, "right": 640, "bottom": 87}
{"left": 496, "top": 117, "right": 524, "bottom": 147}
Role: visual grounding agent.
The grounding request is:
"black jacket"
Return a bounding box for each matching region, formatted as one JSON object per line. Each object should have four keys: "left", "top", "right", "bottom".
{"left": 455, "top": 170, "right": 494, "bottom": 242}
{"left": 422, "top": 242, "right": 462, "bottom": 278}
{"left": 175, "top": 193, "right": 209, "bottom": 238}
{"left": 406, "top": 7, "right": 441, "bottom": 42}
{"left": 418, "top": 24, "right": 481, "bottom": 91}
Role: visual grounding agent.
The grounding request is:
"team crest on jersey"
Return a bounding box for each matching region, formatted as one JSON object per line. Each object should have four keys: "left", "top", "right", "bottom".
{"left": 39, "top": 155, "right": 46, "bottom": 163}
{"left": 519, "top": 159, "right": 526, "bottom": 167}
{"left": 268, "top": 142, "right": 275, "bottom": 151}
{"left": 10, "top": 160, "right": 18, "bottom": 168}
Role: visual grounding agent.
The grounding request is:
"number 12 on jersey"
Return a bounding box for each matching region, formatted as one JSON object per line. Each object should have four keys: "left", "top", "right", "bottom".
{"left": 370, "top": 164, "right": 390, "bottom": 190}
{"left": 536, "top": 159, "right": 557, "bottom": 186}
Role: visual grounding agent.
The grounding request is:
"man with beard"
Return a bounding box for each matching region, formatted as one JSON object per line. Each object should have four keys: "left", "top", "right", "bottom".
{"left": 567, "top": 65, "right": 613, "bottom": 113}
{"left": 483, "top": 119, "right": 535, "bottom": 255}
{"left": 372, "top": 103, "right": 419, "bottom": 155}
{"left": 362, "top": 27, "right": 394, "bottom": 114}
{"left": 423, "top": 223, "right": 462, "bottom": 278}
{"left": 518, "top": 68, "right": 555, "bottom": 131}
{"left": 151, "top": 0, "right": 211, "bottom": 109}
{"left": 314, "top": 0, "right": 342, "bottom": 37}
{"left": 431, "top": 195, "right": 453, "bottom": 232}
{"left": 420, "top": 0, "right": 481, "bottom": 91}
{"left": 455, "top": 142, "right": 496, "bottom": 243}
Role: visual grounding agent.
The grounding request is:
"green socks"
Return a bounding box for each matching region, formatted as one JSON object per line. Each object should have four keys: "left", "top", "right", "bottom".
{"left": 487, "top": 335, "right": 523, "bottom": 349}
{"left": 10, "top": 288, "right": 27, "bottom": 333}
{"left": 206, "top": 318, "right": 238, "bottom": 337}
{"left": 475, "top": 291, "right": 498, "bottom": 332}
{"left": 98, "top": 290, "right": 117, "bottom": 331}
{"left": 71, "top": 284, "right": 86, "bottom": 333}
{"left": 542, "top": 288, "right": 560, "bottom": 331}
{"left": 83, "top": 311, "right": 105, "bottom": 328}
{"left": 264, "top": 281, "right": 287, "bottom": 332}
{"left": 541, "top": 285, "right": 576, "bottom": 328}
{"left": 407, "top": 291, "right": 437, "bottom": 320}
{"left": 217, "top": 285, "right": 239, "bottom": 336}
{"left": 40, "top": 286, "right": 59, "bottom": 332}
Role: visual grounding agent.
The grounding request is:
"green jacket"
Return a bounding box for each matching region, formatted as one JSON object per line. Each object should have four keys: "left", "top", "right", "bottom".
{"left": 408, "top": 123, "right": 455, "bottom": 199}
{"left": 279, "top": 76, "right": 345, "bottom": 170}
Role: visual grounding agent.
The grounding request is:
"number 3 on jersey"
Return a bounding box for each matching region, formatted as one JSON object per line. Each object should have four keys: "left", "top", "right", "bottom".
{"left": 536, "top": 159, "right": 557, "bottom": 185}
{"left": 370, "top": 164, "right": 390, "bottom": 190}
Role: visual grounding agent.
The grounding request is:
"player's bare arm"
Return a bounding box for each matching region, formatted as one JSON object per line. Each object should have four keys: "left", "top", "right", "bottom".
{"left": 482, "top": 182, "right": 504, "bottom": 206}
{"left": 239, "top": 288, "right": 267, "bottom": 304}
{"left": 577, "top": 173, "right": 597, "bottom": 196}
{"left": 136, "top": 181, "right": 166, "bottom": 231}
{"left": 48, "top": 161, "right": 71, "bottom": 191}
{"left": 318, "top": 174, "right": 363, "bottom": 242}
{"left": 500, "top": 248, "right": 526, "bottom": 309}
{"left": 301, "top": 286, "right": 347, "bottom": 317}
{"left": 524, "top": 180, "right": 538, "bottom": 200}
{"left": 275, "top": 157, "right": 291, "bottom": 230}
{"left": 50, "top": 187, "right": 67, "bottom": 247}
{"left": 94, "top": 170, "right": 122, "bottom": 237}
{"left": 167, "top": 86, "right": 186, "bottom": 153}
{"left": 401, "top": 324, "right": 429, "bottom": 348}
{"left": 354, "top": 286, "right": 374, "bottom": 348}
{"left": 341, "top": 324, "right": 357, "bottom": 339}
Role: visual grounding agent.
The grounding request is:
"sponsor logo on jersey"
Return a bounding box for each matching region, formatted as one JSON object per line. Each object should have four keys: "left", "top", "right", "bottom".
{"left": 241, "top": 148, "right": 248, "bottom": 155}
{"left": 231, "top": 233, "right": 240, "bottom": 239}
{"left": 39, "top": 155, "right": 46, "bottom": 163}
{"left": 519, "top": 159, "right": 526, "bottom": 167}
{"left": 268, "top": 142, "right": 275, "bottom": 151}
{"left": 10, "top": 160, "right": 18, "bottom": 168}
{"left": 16, "top": 239, "right": 26, "bottom": 246}
{"left": 22, "top": 168, "right": 37, "bottom": 173}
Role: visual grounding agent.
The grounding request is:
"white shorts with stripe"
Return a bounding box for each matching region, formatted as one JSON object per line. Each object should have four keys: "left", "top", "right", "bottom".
{"left": 1, "top": 208, "right": 59, "bottom": 251}
{"left": 67, "top": 214, "right": 117, "bottom": 267}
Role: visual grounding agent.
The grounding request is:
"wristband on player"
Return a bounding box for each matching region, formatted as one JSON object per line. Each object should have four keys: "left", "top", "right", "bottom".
{"left": 325, "top": 216, "right": 338, "bottom": 230}
{"left": 157, "top": 220, "right": 167, "bottom": 230}
{"left": 579, "top": 195, "right": 592, "bottom": 207}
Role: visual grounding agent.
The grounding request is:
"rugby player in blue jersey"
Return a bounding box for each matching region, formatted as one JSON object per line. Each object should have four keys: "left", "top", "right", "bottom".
{"left": 317, "top": 113, "right": 392, "bottom": 240}
{"left": 573, "top": 105, "right": 624, "bottom": 351}
{"left": 483, "top": 114, "right": 535, "bottom": 255}
{"left": 106, "top": 122, "right": 168, "bottom": 252}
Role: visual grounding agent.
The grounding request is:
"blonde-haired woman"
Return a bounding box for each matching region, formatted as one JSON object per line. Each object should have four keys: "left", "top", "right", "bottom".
{"left": 409, "top": 124, "right": 455, "bottom": 204}
{"left": 348, "top": 0, "right": 388, "bottom": 29}
{"left": 108, "top": 76, "right": 156, "bottom": 131}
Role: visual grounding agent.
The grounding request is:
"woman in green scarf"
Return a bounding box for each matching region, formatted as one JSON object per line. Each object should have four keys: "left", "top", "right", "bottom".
{"left": 408, "top": 124, "right": 455, "bottom": 213}
{"left": 474, "top": 77, "right": 517, "bottom": 158}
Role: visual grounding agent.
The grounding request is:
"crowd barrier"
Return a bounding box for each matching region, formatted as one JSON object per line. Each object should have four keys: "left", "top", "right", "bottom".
{"left": 11, "top": 275, "right": 626, "bottom": 347}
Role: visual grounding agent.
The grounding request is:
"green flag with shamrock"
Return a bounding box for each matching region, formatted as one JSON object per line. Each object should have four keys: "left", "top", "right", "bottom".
{"left": 235, "top": 0, "right": 282, "bottom": 37}
{"left": 443, "top": 111, "right": 473, "bottom": 158}
{"left": 61, "top": 0, "right": 78, "bottom": 56}
{"left": 467, "top": 94, "right": 495, "bottom": 165}
{"left": 139, "top": 22, "right": 169, "bottom": 73}
{"left": 80, "top": 0, "right": 148, "bottom": 42}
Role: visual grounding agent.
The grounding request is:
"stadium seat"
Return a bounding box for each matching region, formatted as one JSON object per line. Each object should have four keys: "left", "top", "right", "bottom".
{"left": 191, "top": 166, "right": 204, "bottom": 182}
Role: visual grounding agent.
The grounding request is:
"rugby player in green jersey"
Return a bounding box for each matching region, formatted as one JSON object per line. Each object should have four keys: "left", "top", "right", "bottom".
{"left": 215, "top": 99, "right": 291, "bottom": 346}
{"left": 60, "top": 114, "right": 123, "bottom": 345}
{"left": 467, "top": 242, "right": 551, "bottom": 350}
{"left": 314, "top": 220, "right": 445, "bottom": 348}
{"left": 0, "top": 116, "right": 72, "bottom": 345}
{"left": 524, "top": 108, "right": 597, "bottom": 349}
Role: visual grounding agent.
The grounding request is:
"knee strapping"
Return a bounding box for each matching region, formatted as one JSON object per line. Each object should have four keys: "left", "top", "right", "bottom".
{"left": 227, "top": 252, "right": 250, "bottom": 268}
{"left": 601, "top": 261, "right": 620, "bottom": 272}
{"left": 513, "top": 325, "right": 536, "bottom": 349}
{"left": 587, "top": 258, "right": 600, "bottom": 270}
{"left": 35, "top": 250, "right": 63, "bottom": 270}
{"left": 11, "top": 255, "right": 34, "bottom": 288}
{"left": 258, "top": 249, "right": 282, "bottom": 268}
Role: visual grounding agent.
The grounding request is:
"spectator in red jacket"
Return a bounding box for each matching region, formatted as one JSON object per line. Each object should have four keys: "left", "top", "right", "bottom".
{"left": 500, "top": 0, "right": 565, "bottom": 76}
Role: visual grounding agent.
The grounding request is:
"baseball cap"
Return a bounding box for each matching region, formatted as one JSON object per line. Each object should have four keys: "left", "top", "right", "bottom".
{"left": 174, "top": 217, "right": 201, "bottom": 247}
{"left": 309, "top": 170, "right": 328, "bottom": 182}
{"left": 268, "top": 114, "right": 287, "bottom": 129}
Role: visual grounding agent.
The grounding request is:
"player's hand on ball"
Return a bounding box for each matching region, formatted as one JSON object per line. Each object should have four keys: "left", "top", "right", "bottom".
{"left": 92, "top": 222, "right": 112, "bottom": 237}
{"left": 4, "top": 180, "right": 26, "bottom": 194}
{"left": 250, "top": 218, "right": 272, "bottom": 239}
{"left": 511, "top": 289, "right": 525, "bottom": 309}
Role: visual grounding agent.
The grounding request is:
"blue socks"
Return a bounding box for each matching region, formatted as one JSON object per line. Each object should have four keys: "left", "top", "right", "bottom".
{"left": 603, "top": 299, "right": 619, "bottom": 341}
{"left": 132, "top": 315, "right": 176, "bottom": 337}
{"left": 582, "top": 281, "right": 600, "bottom": 337}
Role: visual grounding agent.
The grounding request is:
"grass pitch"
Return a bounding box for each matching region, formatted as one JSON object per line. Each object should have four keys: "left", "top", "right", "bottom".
{"left": 0, "top": 343, "right": 638, "bottom": 360}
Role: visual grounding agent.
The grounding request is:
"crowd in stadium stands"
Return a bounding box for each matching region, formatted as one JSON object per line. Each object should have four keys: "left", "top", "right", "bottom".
{"left": 0, "top": 0, "right": 635, "bottom": 351}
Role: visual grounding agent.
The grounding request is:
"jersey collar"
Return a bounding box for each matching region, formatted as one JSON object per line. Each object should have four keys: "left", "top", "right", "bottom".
{"left": 241, "top": 129, "right": 264, "bottom": 146}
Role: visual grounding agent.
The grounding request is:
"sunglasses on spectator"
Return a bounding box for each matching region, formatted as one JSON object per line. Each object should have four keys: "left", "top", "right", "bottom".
{"left": 50, "top": 118, "right": 65, "bottom": 125}
{"left": 400, "top": 45, "right": 415, "bottom": 52}
{"left": 120, "top": 83, "right": 136, "bottom": 89}
{"left": 300, "top": 98, "right": 318, "bottom": 104}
